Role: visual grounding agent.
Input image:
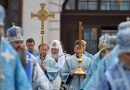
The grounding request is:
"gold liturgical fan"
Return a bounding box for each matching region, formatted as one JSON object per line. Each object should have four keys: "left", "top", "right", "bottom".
{"left": 74, "top": 21, "right": 85, "bottom": 75}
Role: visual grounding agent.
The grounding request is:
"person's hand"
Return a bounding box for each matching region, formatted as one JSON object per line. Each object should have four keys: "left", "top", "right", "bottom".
{"left": 40, "top": 64, "right": 46, "bottom": 71}
{"left": 70, "top": 70, "right": 74, "bottom": 76}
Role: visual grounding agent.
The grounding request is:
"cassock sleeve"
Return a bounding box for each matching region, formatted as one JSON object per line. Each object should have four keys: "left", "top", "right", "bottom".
{"left": 32, "top": 60, "right": 53, "bottom": 90}
{"left": 15, "top": 53, "right": 32, "bottom": 90}
{"left": 82, "top": 62, "right": 93, "bottom": 89}
{"left": 82, "top": 55, "right": 100, "bottom": 89}
{"left": 83, "top": 59, "right": 106, "bottom": 90}
{"left": 97, "top": 75, "right": 111, "bottom": 90}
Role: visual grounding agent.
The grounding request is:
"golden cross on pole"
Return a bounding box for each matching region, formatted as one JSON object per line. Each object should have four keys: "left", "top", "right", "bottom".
{"left": 31, "top": 3, "right": 54, "bottom": 43}
{"left": 31, "top": 3, "right": 54, "bottom": 60}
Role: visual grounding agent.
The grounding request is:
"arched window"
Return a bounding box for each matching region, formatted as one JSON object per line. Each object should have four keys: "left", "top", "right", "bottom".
{"left": 65, "top": 0, "right": 75, "bottom": 10}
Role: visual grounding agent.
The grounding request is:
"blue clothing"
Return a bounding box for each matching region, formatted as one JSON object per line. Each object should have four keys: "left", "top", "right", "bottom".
{"left": 27, "top": 49, "right": 39, "bottom": 57}
{"left": 0, "top": 37, "right": 31, "bottom": 90}
{"left": 61, "top": 54, "right": 91, "bottom": 90}
{"left": 84, "top": 51, "right": 93, "bottom": 59}
{"left": 25, "top": 51, "right": 32, "bottom": 81}
{"left": 98, "top": 59, "right": 130, "bottom": 90}
{"left": 91, "top": 51, "right": 101, "bottom": 63}
{"left": 82, "top": 51, "right": 101, "bottom": 88}
{"left": 84, "top": 46, "right": 118, "bottom": 90}
{"left": 24, "top": 51, "right": 53, "bottom": 90}
{"left": 36, "top": 56, "right": 60, "bottom": 82}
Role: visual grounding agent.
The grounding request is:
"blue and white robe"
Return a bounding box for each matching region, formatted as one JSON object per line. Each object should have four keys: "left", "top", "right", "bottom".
{"left": 91, "top": 51, "right": 101, "bottom": 63}
{"left": 27, "top": 49, "right": 39, "bottom": 57}
{"left": 61, "top": 54, "right": 91, "bottom": 90}
{"left": 83, "top": 51, "right": 93, "bottom": 59}
{"left": 98, "top": 59, "right": 130, "bottom": 90}
{"left": 0, "top": 37, "right": 32, "bottom": 90}
{"left": 83, "top": 46, "right": 118, "bottom": 90}
{"left": 36, "top": 56, "right": 60, "bottom": 82}
{"left": 82, "top": 51, "right": 101, "bottom": 89}
{"left": 24, "top": 51, "right": 53, "bottom": 90}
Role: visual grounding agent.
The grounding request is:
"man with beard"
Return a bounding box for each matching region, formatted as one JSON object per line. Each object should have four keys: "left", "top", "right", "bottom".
{"left": 98, "top": 27, "right": 130, "bottom": 90}
{"left": 6, "top": 25, "right": 53, "bottom": 90}
{"left": 48, "top": 40, "right": 65, "bottom": 90}
{"left": 49, "top": 40, "right": 65, "bottom": 68}
{"left": 61, "top": 40, "right": 91, "bottom": 90}
{"left": 0, "top": 5, "right": 31, "bottom": 90}
{"left": 36, "top": 43, "right": 60, "bottom": 84}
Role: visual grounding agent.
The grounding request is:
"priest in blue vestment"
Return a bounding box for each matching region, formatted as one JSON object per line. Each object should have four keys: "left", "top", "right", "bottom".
{"left": 98, "top": 27, "right": 130, "bottom": 90}
{"left": 36, "top": 43, "right": 60, "bottom": 83}
{"left": 0, "top": 5, "right": 32, "bottom": 90}
{"left": 83, "top": 19, "right": 130, "bottom": 90}
{"left": 82, "top": 35, "right": 117, "bottom": 89}
{"left": 6, "top": 25, "right": 53, "bottom": 90}
{"left": 61, "top": 40, "right": 91, "bottom": 90}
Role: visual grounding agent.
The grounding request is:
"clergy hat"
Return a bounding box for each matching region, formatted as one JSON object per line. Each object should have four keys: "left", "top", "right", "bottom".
{"left": 98, "top": 40, "right": 107, "bottom": 50}
{"left": 51, "top": 40, "right": 62, "bottom": 49}
{"left": 99, "top": 36, "right": 117, "bottom": 51}
{"left": 0, "top": 5, "right": 5, "bottom": 26}
{"left": 99, "top": 34, "right": 109, "bottom": 43}
{"left": 49, "top": 40, "right": 65, "bottom": 68}
{"left": 106, "top": 36, "right": 117, "bottom": 49}
{"left": 98, "top": 34, "right": 109, "bottom": 50}
{"left": 118, "top": 17, "right": 130, "bottom": 31}
{"left": 6, "top": 25, "right": 23, "bottom": 42}
{"left": 117, "top": 28, "right": 130, "bottom": 55}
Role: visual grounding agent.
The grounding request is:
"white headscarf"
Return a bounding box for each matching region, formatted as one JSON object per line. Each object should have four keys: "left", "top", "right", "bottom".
{"left": 48, "top": 40, "right": 65, "bottom": 68}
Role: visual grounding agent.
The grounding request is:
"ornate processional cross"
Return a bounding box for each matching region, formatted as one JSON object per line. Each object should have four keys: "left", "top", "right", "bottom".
{"left": 31, "top": 3, "right": 54, "bottom": 60}
{"left": 31, "top": 3, "right": 54, "bottom": 43}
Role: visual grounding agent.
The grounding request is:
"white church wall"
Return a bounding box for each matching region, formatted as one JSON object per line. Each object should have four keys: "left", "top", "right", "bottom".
{"left": 23, "top": 0, "right": 49, "bottom": 49}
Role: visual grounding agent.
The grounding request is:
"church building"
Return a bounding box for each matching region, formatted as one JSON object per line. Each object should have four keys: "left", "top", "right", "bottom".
{"left": 0, "top": 0, "right": 130, "bottom": 54}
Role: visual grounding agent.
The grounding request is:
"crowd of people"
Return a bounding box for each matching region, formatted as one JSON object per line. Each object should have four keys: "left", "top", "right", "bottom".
{"left": 1, "top": 4, "right": 130, "bottom": 90}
